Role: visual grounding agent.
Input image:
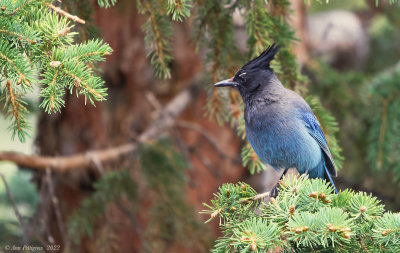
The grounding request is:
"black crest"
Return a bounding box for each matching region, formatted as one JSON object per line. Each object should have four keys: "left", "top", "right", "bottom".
{"left": 241, "top": 43, "right": 280, "bottom": 71}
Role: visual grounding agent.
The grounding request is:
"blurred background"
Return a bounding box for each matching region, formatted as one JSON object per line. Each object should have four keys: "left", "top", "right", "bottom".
{"left": 1, "top": 0, "right": 400, "bottom": 252}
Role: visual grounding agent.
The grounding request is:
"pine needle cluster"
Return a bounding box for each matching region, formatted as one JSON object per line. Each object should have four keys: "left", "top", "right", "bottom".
{"left": 0, "top": 0, "right": 114, "bottom": 141}
{"left": 203, "top": 175, "right": 400, "bottom": 252}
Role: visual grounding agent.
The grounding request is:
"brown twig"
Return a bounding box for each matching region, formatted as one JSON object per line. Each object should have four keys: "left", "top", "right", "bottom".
{"left": 377, "top": 95, "right": 393, "bottom": 169}
{"left": 46, "top": 3, "right": 86, "bottom": 24}
{"left": 46, "top": 168, "right": 68, "bottom": 246}
{"left": 0, "top": 81, "right": 203, "bottom": 172}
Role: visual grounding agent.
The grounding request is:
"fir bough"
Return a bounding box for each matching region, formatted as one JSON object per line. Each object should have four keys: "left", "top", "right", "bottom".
{"left": 0, "top": 0, "right": 113, "bottom": 141}
{"left": 203, "top": 175, "right": 400, "bottom": 252}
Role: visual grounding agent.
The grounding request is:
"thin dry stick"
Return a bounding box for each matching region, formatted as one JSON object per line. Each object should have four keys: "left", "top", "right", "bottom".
{"left": 252, "top": 191, "right": 271, "bottom": 201}
{"left": 46, "top": 168, "right": 68, "bottom": 246}
{"left": 0, "top": 173, "right": 27, "bottom": 233}
{"left": 47, "top": 3, "right": 86, "bottom": 24}
{"left": 0, "top": 173, "right": 48, "bottom": 247}
{"left": 237, "top": 191, "right": 271, "bottom": 204}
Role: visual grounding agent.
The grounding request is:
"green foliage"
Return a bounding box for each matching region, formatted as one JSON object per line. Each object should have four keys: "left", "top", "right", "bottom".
{"left": 97, "top": 0, "right": 117, "bottom": 8}
{"left": 136, "top": 0, "right": 174, "bottom": 79}
{"left": 167, "top": 0, "right": 191, "bottom": 21}
{"left": 0, "top": 0, "right": 114, "bottom": 141}
{"left": 377, "top": 0, "right": 400, "bottom": 6}
{"left": 203, "top": 175, "right": 400, "bottom": 252}
{"left": 68, "top": 169, "right": 137, "bottom": 245}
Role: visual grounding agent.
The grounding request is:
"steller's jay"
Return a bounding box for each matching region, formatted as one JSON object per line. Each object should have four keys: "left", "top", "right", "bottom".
{"left": 214, "top": 44, "right": 338, "bottom": 193}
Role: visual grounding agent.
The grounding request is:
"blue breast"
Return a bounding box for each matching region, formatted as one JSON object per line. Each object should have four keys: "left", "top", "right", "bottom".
{"left": 245, "top": 103, "right": 323, "bottom": 176}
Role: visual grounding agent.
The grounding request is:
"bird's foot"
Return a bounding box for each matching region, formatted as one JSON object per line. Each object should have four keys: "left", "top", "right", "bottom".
{"left": 270, "top": 183, "right": 281, "bottom": 198}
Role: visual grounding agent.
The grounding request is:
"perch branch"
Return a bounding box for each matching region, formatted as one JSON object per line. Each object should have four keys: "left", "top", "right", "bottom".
{"left": 0, "top": 81, "right": 203, "bottom": 172}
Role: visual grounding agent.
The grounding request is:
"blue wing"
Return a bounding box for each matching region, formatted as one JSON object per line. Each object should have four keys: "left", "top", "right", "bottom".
{"left": 301, "top": 111, "right": 337, "bottom": 178}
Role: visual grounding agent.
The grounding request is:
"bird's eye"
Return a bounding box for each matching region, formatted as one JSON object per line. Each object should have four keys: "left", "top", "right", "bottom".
{"left": 238, "top": 72, "right": 246, "bottom": 81}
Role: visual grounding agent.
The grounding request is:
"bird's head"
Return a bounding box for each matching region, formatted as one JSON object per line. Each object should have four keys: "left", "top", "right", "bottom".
{"left": 214, "top": 44, "right": 280, "bottom": 100}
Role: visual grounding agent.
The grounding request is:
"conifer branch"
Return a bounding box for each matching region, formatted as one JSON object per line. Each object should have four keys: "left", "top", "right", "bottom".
{"left": 167, "top": 0, "right": 191, "bottom": 21}
{"left": 6, "top": 0, "right": 37, "bottom": 16}
{"left": 138, "top": 0, "right": 172, "bottom": 79}
{"left": 5, "top": 80, "right": 20, "bottom": 130}
{"left": 0, "top": 52, "right": 29, "bottom": 85}
{"left": 204, "top": 176, "right": 400, "bottom": 252}
{"left": 0, "top": 29, "right": 37, "bottom": 44}
{"left": 0, "top": 0, "right": 115, "bottom": 140}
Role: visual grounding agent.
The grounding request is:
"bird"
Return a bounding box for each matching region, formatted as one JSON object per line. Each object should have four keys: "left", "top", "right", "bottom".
{"left": 213, "top": 44, "right": 338, "bottom": 194}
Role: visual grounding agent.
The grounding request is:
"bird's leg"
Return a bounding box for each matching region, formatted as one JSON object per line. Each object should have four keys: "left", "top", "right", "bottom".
{"left": 270, "top": 168, "right": 288, "bottom": 198}
{"left": 305, "top": 169, "right": 309, "bottom": 176}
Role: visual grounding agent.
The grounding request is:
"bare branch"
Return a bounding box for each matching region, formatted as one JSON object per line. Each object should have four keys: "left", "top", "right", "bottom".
{"left": 0, "top": 81, "right": 203, "bottom": 172}
{"left": 47, "top": 4, "right": 86, "bottom": 24}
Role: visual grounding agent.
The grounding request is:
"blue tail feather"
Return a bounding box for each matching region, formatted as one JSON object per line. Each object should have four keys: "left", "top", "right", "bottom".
{"left": 324, "top": 163, "right": 338, "bottom": 194}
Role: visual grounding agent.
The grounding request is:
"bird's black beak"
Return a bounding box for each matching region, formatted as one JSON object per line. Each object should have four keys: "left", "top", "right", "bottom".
{"left": 213, "top": 77, "right": 238, "bottom": 88}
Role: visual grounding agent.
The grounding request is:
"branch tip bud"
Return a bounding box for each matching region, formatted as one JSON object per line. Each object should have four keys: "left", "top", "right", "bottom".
{"left": 289, "top": 205, "right": 295, "bottom": 215}
{"left": 211, "top": 208, "right": 221, "bottom": 218}
{"left": 309, "top": 192, "right": 318, "bottom": 198}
